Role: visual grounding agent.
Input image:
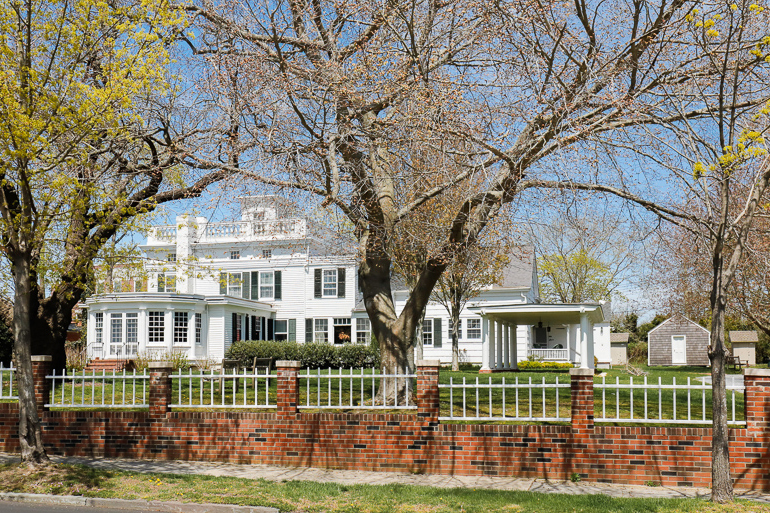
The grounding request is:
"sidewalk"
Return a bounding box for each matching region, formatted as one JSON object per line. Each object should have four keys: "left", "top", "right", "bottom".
{"left": 1, "top": 452, "right": 769, "bottom": 507}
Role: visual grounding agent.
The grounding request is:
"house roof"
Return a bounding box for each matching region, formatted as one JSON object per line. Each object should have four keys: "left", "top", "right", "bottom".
{"left": 467, "top": 302, "right": 606, "bottom": 325}
{"left": 490, "top": 245, "right": 535, "bottom": 290}
{"left": 610, "top": 333, "right": 629, "bottom": 343}
{"left": 729, "top": 330, "right": 758, "bottom": 343}
{"left": 647, "top": 314, "right": 710, "bottom": 338}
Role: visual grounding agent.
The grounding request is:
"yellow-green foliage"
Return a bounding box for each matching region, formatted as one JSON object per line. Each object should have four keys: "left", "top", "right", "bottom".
{"left": 517, "top": 360, "right": 574, "bottom": 370}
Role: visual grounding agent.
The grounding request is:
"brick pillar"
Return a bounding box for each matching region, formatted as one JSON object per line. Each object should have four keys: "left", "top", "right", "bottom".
{"left": 744, "top": 368, "right": 770, "bottom": 432}
{"left": 570, "top": 368, "right": 594, "bottom": 433}
{"left": 416, "top": 360, "right": 440, "bottom": 422}
{"left": 148, "top": 362, "right": 172, "bottom": 417}
{"left": 276, "top": 360, "right": 300, "bottom": 417}
{"left": 31, "top": 355, "right": 52, "bottom": 414}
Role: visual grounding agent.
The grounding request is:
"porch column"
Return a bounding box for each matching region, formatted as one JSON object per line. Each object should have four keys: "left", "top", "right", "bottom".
{"left": 488, "top": 319, "right": 497, "bottom": 370}
{"left": 496, "top": 321, "right": 504, "bottom": 370}
{"left": 511, "top": 324, "right": 518, "bottom": 370}
{"left": 579, "top": 313, "right": 594, "bottom": 369}
{"left": 503, "top": 323, "right": 510, "bottom": 369}
{"left": 481, "top": 316, "right": 491, "bottom": 372}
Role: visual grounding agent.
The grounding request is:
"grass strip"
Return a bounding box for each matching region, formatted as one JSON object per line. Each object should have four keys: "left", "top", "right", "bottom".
{"left": 0, "top": 463, "right": 767, "bottom": 513}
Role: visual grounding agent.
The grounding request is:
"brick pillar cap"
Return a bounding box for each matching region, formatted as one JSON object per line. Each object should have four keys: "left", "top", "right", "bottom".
{"left": 31, "top": 355, "right": 52, "bottom": 362}
{"left": 276, "top": 360, "right": 301, "bottom": 368}
{"left": 417, "top": 360, "right": 441, "bottom": 368}
{"left": 570, "top": 367, "right": 594, "bottom": 376}
{"left": 745, "top": 368, "right": 770, "bottom": 377}
{"left": 148, "top": 361, "right": 173, "bottom": 370}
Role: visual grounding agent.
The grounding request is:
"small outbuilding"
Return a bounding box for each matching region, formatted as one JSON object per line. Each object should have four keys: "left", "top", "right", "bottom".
{"left": 729, "top": 330, "right": 758, "bottom": 366}
{"left": 648, "top": 315, "right": 710, "bottom": 366}
{"left": 610, "top": 333, "right": 629, "bottom": 366}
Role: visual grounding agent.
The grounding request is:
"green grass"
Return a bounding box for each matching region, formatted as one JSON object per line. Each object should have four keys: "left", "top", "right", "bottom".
{"left": 1, "top": 463, "right": 765, "bottom": 513}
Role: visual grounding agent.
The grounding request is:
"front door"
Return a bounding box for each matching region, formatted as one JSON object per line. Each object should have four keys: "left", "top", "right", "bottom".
{"left": 671, "top": 335, "right": 687, "bottom": 365}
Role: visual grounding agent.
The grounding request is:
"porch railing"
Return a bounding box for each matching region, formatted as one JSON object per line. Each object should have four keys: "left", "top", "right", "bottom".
{"left": 527, "top": 348, "right": 569, "bottom": 361}
{"left": 298, "top": 368, "right": 417, "bottom": 410}
{"left": 439, "top": 376, "right": 571, "bottom": 421}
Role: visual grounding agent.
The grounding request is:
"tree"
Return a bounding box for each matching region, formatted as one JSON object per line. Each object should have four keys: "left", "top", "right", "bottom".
{"left": 186, "top": 0, "right": 740, "bottom": 395}
{"left": 539, "top": 249, "right": 620, "bottom": 303}
{"left": 0, "top": 0, "right": 233, "bottom": 464}
{"left": 524, "top": 1, "right": 770, "bottom": 500}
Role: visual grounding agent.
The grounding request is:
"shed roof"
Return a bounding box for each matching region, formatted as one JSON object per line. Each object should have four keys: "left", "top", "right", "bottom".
{"left": 647, "top": 314, "right": 710, "bottom": 337}
{"left": 729, "top": 330, "right": 758, "bottom": 343}
{"left": 610, "top": 333, "right": 629, "bottom": 343}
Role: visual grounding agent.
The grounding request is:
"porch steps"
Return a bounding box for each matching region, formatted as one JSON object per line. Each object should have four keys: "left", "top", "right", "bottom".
{"left": 83, "top": 358, "right": 132, "bottom": 373}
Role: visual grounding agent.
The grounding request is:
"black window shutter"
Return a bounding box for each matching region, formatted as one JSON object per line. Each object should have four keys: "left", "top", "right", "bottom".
{"left": 251, "top": 271, "right": 259, "bottom": 299}
{"left": 261, "top": 317, "right": 266, "bottom": 340}
{"left": 231, "top": 313, "right": 238, "bottom": 343}
{"left": 242, "top": 272, "right": 251, "bottom": 299}
{"left": 314, "top": 269, "right": 322, "bottom": 298}
{"left": 305, "top": 318, "right": 313, "bottom": 342}
{"left": 251, "top": 315, "right": 258, "bottom": 340}
{"left": 433, "top": 318, "right": 443, "bottom": 348}
{"left": 337, "top": 268, "right": 345, "bottom": 297}
{"left": 288, "top": 319, "right": 296, "bottom": 341}
{"left": 220, "top": 273, "right": 227, "bottom": 294}
{"left": 267, "top": 318, "right": 274, "bottom": 340}
{"left": 245, "top": 315, "right": 251, "bottom": 340}
{"left": 274, "top": 271, "right": 282, "bottom": 300}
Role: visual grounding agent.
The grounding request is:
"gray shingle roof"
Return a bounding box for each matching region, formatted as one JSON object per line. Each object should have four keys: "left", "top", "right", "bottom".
{"left": 489, "top": 245, "right": 535, "bottom": 290}
{"left": 610, "top": 333, "right": 629, "bottom": 343}
{"left": 729, "top": 330, "right": 758, "bottom": 342}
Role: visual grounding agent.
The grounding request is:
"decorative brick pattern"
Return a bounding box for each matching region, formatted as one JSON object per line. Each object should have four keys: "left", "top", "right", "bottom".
{"left": 416, "top": 360, "right": 440, "bottom": 422}
{"left": 0, "top": 360, "right": 769, "bottom": 491}
{"left": 31, "top": 356, "right": 52, "bottom": 414}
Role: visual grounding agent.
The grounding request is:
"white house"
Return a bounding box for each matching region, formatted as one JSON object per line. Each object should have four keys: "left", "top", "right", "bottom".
{"left": 85, "top": 196, "right": 610, "bottom": 369}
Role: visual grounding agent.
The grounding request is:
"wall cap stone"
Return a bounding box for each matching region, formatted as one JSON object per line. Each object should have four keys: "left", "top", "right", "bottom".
{"left": 570, "top": 367, "right": 594, "bottom": 376}
{"left": 745, "top": 368, "right": 770, "bottom": 377}
{"left": 31, "top": 355, "right": 52, "bottom": 362}
{"left": 417, "top": 360, "right": 441, "bottom": 368}
{"left": 276, "top": 360, "right": 301, "bottom": 368}
{"left": 148, "top": 361, "right": 172, "bottom": 370}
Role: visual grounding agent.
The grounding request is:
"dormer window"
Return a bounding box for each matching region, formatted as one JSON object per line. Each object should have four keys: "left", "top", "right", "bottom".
{"left": 262, "top": 249, "right": 272, "bottom": 259}
{"left": 230, "top": 250, "right": 240, "bottom": 260}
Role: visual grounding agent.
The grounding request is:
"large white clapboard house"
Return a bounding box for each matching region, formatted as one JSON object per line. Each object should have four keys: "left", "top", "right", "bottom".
{"left": 85, "top": 196, "right": 611, "bottom": 370}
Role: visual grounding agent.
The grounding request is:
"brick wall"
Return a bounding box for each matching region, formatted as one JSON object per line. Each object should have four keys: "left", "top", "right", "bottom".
{"left": 0, "top": 359, "right": 769, "bottom": 491}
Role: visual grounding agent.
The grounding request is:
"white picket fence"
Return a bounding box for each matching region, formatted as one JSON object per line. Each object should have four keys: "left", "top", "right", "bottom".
{"left": 594, "top": 376, "right": 745, "bottom": 425}
{"left": 439, "top": 377, "right": 571, "bottom": 422}
{"left": 47, "top": 369, "right": 149, "bottom": 408}
{"left": 170, "top": 368, "right": 274, "bottom": 408}
{"left": 0, "top": 363, "right": 16, "bottom": 400}
{"left": 299, "top": 368, "right": 417, "bottom": 410}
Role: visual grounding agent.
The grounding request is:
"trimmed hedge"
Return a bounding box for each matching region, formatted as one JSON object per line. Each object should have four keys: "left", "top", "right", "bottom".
{"left": 225, "top": 340, "right": 380, "bottom": 369}
{"left": 517, "top": 360, "right": 574, "bottom": 370}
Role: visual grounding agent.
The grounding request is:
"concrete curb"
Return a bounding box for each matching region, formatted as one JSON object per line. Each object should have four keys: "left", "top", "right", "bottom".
{"left": 0, "top": 492, "right": 279, "bottom": 513}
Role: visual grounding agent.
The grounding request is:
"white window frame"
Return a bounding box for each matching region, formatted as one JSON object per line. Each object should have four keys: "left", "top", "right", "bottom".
{"left": 227, "top": 272, "right": 242, "bottom": 297}
{"left": 94, "top": 313, "right": 103, "bottom": 345}
{"left": 314, "top": 318, "right": 329, "bottom": 342}
{"left": 467, "top": 318, "right": 481, "bottom": 339}
{"left": 449, "top": 319, "right": 463, "bottom": 339}
{"left": 195, "top": 314, "right": 203, "bottom": 345}
{"left": 275, "top": 319, "right": 288, "bottom": 341}
{"left": 174, "top": 311, "right": 189, "bottom": 346}
{"left": 259, "top": 271, "right": 274, "bottom": 299}
{"left": 110, "top": 313, "right": 123, "bottom": 356}
{"left": 262, "top": 249, "right": 272, "bottom": 258}
{"left": 148, "top": 311, "right": 165, "bottom": 345}
{"left": 356, "top": 318, "right": 371, "bottom": 344}
{"left": 125, "top": 313, "right": 138, "bottom": 356}
{"left": 322, "top": 269, "right": 337, "bottom": 297}
{"left": 422, "top": 319, "right": 433, "bottom": 347}
{"left": 230, "top": 250, "right": 240, "bottom": 260}
{"left": 158, "top": 273, "right": 176, "bottom": 293}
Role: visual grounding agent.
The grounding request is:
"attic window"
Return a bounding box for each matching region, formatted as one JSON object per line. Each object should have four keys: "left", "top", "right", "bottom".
{"left": 230, "top": 250, "right": 240, "bottom": 260}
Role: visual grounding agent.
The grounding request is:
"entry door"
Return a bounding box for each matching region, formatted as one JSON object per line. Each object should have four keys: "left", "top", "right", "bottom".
{"left": 671, "top": 335, "right": 687, "bottom": 365}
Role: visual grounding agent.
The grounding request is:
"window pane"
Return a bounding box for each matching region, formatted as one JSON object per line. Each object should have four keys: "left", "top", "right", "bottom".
{"left": 467, "top": 319, "right": 481, "bottom": 339}
{"left": 94, "top": 313, "right": 103, "bottom": 344}
{"left": 195, "top": 314, "right": 202, "bottom": 345}
{"left": 260, "top": 271, "right": 274, "bottom": 298}
{"left": 322, "top": 269, "right": 337, "bottom": 296}
{"left": 314, "top": 318, "right": 328, "bottom": 342}
{"left": 228, "top": 272, "right": 242, "bottom": 297}
{"left": 149, "top": 311, "right": 165, "bottom": 344}
{"left": 422, "top": 319, "right": 433, "bottom": 346}
{"left": 174, "top": 312, "right": 189, "bottom": 345}
{"left": 356, "top": 318, "right": 371, "bottom": 343}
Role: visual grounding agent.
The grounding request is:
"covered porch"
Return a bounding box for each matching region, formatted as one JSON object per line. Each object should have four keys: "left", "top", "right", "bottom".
{"left": 468, "top": 303, "right": 607, "bottom": 371}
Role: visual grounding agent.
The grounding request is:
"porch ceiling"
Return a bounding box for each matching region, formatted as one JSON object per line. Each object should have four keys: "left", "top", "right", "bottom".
{"left": 468, "top": 303, "right": 606, "bottom": 326}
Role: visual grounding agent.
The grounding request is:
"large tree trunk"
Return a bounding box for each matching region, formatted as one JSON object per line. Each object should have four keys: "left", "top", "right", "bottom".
{"left": 31, "top": 296, "right": 73, "bottom": 372}
{"left": 709, "top": 281, "right": 732, "bottom": 502}
{"left": 450, "top": 297, "right": 461, "bottom": 372}
{"left": 12, "top": 254, "right": 49, "bottom": 465}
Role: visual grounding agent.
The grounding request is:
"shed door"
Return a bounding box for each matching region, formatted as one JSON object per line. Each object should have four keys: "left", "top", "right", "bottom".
{"left": 671, "top": 335, "right": 687, "bottom": 365}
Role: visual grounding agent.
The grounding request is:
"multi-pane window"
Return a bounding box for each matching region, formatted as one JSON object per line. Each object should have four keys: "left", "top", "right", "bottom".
{"left": 234, "top": 313, "right": 243, "bottom": 342}
{"left": 314, "top": 318, "right": 328, "bottom": 342}
{"left": 167, "top": 253, "right": 176, "bottom": 262}
{"left": 227, "top": 272, "right": 242, "bottom": 297}
{"left": 174, "top": 312, "right": 189, "bottom": 345}
{"left": 148, "top": 311, "right": 165, "bottom": 344}
{"left": 259, "top": 271, "right": 274, "bottom": 298}
{"left": 110, "top": 313, "right": 123, "bottom": 355}
{"left": 467, "top": 319, "right": 481, "bottom": 339}
{"left": 322, "top": 269, "right": 337, "bottom": 297}
{"left": 230, "top": 250, "right": 240, "bottom": 260}
{"left": 422, "top": 319, "right": 433, "bottom": 346}
{"left": 126, "top": 313, "right": 138, "bottom": 356}
{"left": 94, "top": 313, "right": 103, "bottom": 344}
{"left": 449, "top": 319, "right": 462, "bottom": 339}
{"left": 262, "top": 249, "right": 272, "bottom": 258}
{"left": 356, "top": 318, "right": 371, "bottom": 343}
{"left": 158, "top": 273, "right": 176, "bottom": 293}
{"left": 275, "top": 320, "right": 288, "bottom": 341}
{"left": 195, "top": 314, "right": 202, "bottom": 345}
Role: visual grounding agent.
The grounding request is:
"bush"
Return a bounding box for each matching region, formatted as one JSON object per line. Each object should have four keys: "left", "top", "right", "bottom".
{"left": 628, "top": 341, "right": 648, "bottom": 364}
{"left": 517, "top": 360, "right": 573, "bottom": 370}
{"left": 133, "top": 349, "right": 191, "bottom": 372}
{"left": 226, "top": 340, "right": 380, "bottom": 369}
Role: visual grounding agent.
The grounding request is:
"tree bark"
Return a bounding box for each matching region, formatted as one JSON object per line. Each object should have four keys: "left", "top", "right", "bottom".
{"left": 709, "top": 285, "right": 733, "bottom": 503}
{"left": 12, "top": 254, "right": 49, "bottom": 466}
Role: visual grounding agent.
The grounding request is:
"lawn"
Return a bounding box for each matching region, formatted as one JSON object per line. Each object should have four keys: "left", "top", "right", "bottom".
{"left": 0, "top": 463, "right": 766, "bottom": 513}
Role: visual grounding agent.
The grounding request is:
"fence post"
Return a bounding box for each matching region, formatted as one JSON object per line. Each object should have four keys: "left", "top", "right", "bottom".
{"left": 417, "top": 360, "right": 441, "bottom": 422}
{"left": 744, "top": 368, "right": 770, "bottom": 432}
{"left": 570, "top": 368, "right": 594, "bottom": 433}
{"left": 31, "top": 356, "right": 52, "bottom": 414}
{"left": 148, "top": 362, "right": 172, "bottom": 417}
{"left": 276, "top": 360, "right": 301, "bottom": 416}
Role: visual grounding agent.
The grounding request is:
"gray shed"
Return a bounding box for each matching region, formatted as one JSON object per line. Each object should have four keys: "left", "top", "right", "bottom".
{"left": 648, "top": 315, "right": 710, "bottom": 366}
{"left": 729, "top": 331, "right": 758, "bottom": 366}
{"left": 610, "top": 333, "right": 629, "bottom": 366}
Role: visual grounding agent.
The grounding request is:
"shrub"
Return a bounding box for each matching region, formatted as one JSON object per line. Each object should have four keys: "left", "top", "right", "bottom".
{"left": 517, "top": 360, "right": 573, "bottom": 370}
{"left": 133, "top": 349, "right": 191, "bottom": 372}
{"left": 628, "top": 341, "right": 648, "bottom": 364}
{"left": 226, "top": 340, "right": 380, "bottom": 369}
